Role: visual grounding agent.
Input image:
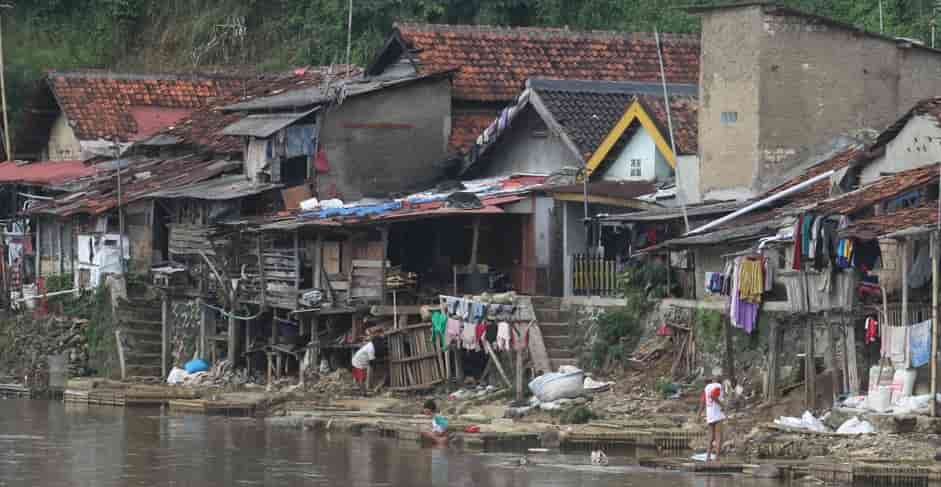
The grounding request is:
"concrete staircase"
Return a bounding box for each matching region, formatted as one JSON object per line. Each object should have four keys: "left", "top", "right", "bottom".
{"left": 115, "top": 296, "right": 164, "bottom": 379}
{"left": 531, "top": 296, "right": 576, "bottom": 371}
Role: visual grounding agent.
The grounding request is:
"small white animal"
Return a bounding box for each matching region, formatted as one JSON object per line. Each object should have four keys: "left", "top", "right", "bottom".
{"left": 590, "top": 450, "right": 608, "bottom": 466}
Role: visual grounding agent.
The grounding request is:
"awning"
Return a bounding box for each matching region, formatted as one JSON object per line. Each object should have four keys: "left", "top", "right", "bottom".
{"left": 221, "top": 108, "right": 318, "bottom": 138}
{"left": 0, "top": 160, "right": 96, "bottom": 186}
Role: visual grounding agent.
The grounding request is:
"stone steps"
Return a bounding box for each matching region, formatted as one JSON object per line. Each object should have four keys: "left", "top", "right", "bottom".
{"left": 531, "top": 296, "right": 576, "bottom": 371}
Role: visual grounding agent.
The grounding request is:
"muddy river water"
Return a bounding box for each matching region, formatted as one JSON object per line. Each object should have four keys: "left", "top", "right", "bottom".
{"left": 0, "top": 400, "right": 789, "bottom": 486}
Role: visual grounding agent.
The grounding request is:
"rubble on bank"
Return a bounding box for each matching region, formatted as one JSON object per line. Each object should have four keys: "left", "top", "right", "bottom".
{"left": 0, "top": 314, "right": 93, "bottom": 389}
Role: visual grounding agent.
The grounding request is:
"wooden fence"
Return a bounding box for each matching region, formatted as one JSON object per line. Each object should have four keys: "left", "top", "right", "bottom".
{"left": 571, "top": 254, "right": 619, "bottom": 297}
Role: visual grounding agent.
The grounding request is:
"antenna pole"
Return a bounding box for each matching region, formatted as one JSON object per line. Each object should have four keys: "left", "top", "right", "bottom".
{"left": 656, "top": 28, "right": 689, "bottom": 232}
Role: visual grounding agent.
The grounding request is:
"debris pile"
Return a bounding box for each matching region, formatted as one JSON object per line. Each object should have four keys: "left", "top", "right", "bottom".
{"left": 0, "top": 315, "right": 93, "bottom": 389}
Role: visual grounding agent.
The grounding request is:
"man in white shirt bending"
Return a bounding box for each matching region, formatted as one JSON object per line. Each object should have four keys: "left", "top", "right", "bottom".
{"left": 698, "top": 376, "right": 726, "bottom": 463}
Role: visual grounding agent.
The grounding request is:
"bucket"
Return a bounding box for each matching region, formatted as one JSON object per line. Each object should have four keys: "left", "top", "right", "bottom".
{"left": 891, "top": 368, "right": 917, "bottom": 404}
{"left": 869, "top": 386, "right": 893, "bottom": 412}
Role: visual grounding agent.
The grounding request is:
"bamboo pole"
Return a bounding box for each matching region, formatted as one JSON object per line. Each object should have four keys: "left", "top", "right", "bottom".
{"left": 932, "top": 231, "right": 939, "bottom": 416}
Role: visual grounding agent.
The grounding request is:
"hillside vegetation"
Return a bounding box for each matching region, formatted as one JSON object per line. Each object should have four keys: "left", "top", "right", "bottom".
{"left": 5, "top": 0, "right": 939, "bottom": 125}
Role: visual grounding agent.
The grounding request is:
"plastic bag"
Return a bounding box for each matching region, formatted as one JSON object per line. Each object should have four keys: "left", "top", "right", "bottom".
{"left": 166, "top": 367, "right": 188, "bottom": 385}
{"left": 841, "top": 395, "right": 867, "bottom": 409}
{"left": 836, "top": 417, "right": 875, "bottom": 435}
{"left": 774, "top": 411, "right": 828, "bottom": 432}
{"left": 894, "top": 394, "right": 933, "bottom": 414}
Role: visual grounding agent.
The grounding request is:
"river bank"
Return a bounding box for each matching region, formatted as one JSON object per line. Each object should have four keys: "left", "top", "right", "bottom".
{"left": 4, "top": 367, "right": 941, "bottom": 487}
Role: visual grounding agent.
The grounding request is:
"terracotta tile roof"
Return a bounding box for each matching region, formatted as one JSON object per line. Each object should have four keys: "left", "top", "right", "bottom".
{"left": 45, "top": 71, "right": 247, "bottom": 142}
{"left": 0, "top": 160, "right": 96, "bottom": 186}
{"left": 839, "top": 204, "right": 939, "bottom": 240}
{"left": 150, "top": 65, "right": 362, "bottom": 154}
{"left": 812, "top": 163, "right": 940, "bottom": 216}
{"left": 450, "top": 110, "right": 498, "bottom": 153}
{"left": 393, "top": 23, "right": 700, "bottom": 102}
{"left": 764, "top": 146, "right": 863, "bottom": 207}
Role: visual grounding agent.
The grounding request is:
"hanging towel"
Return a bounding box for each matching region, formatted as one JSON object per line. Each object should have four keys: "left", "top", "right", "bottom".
{"left": 461, "top": 322, "right": 479, "bottom": 351}
{"left": 446, "top": 318, "right": 462, "bottom": 346}
{"left": 738, "top": 258, "right": 765, "bottom": 304}
{"left": 431, "top": 311, "right": 448, "bottom": 349}
{"left": 864, "top": 316, "right": 879, "bottom": 345}
{"left": 887, "top": 326, "right": 909, "bottom": 367}
{"left": 801, "top": 214, "right": 814, "bottom": 257}
{"left": 908, "top": 240, "right": 931, "bottom": 289}
{"left": 496, "top": 322, "right": 511, "bottom": 350}
{"left": 910, "top": 320, "right": 932, "bottom": 368}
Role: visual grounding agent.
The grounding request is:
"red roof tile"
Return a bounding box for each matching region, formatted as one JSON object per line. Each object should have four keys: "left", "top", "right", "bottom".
{"left": 812, "top": 163, "right": 940, "bottom": 216}
{"left": 450, "top": 109, "right": 498, "bottom": 153}
{"left": 765, "top": 146, "right": 863, "bottom": 206}
{"left": 45, "top": 71, "right": 247, "bottom": 142}
{"left": 393, "top": 23, "right": 700, "bottom": 102}
{"left": 872, "top": 97, "right": 941, "bottom": 150}
{"left": 0, "top": 160, "right": 96, "bottom": 186}
{"left": 839, "top": 204, "right": 939, "bottom": 240}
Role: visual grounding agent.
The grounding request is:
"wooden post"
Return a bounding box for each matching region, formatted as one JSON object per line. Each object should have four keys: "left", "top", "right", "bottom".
{"left": 293, "top": 230, "right": 300, "bottom": 300}
{"left": 198, "top": 297, "right": 207, "bottom": 359}
{"left": 161, "top": 294, "right": 169, "bottom": 379}
{"left": 515, "top": 325, "right": 525, "bottom": 402}
{"left": 469, "top": 217, "right": 481, "bottom": 267}
{"left": 313, "top": 233, "right": 323, "bottom": 290}
{"left": 932, "top": 231, "right": 939, "bottom": 416}
{"left": 723, "top": 316, "right": 734, "bottom": 383}
{"left": 766, "top": 319, "right": 779, "bottom": 403}
{"left": 272, "top": 309, "right": 280, "bottom": 380}
{"left": 34, "top": 217, "right": 40, "bottom": 281}
{"left": 380, "top": 226, "right": 389, "bottom": 305}
{"left": 901, "top": 238, "right": 910, "bottom": 337}
{"left": 257, "top": 234, "right": 266, "bottom": 309}
{"left": 805, "top": 318, "right": 816, "bottom": 409}
{"left": 845, "top": 314, "right": 860, "bottom": 394}
{"left": 824, "top": 313, "right": 839, "bottom": 404}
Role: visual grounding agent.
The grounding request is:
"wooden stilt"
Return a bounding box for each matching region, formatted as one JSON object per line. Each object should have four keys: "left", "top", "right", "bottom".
{"left": 161, "top": 295, "right": 169, "bottom": 379}
{"left": 766, "top": 319, "right": 779, "bottom": 403}
{"left": 824, "top": 313, "right": 839, "bottom": 404}
{"left": 805, "top": 318, "right": 816, "bottom": 409}
{"left": 932, "top": 231, "right": 939, "bottom": 416}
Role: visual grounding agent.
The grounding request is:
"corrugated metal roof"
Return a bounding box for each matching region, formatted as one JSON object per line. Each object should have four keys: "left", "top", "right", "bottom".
{"left": 646, "top": 220, "right": 779, "bottom": 250}
{"left": 0, "top": 160, "right": 96, "bottom": 186}
{"left": 221, "top": 71, "right": 453, "bottom": 112}
{"left": 601, "top": 201, "right": 742, "bottom": 222}
{"left": 220, "top": 109, "right": 318, "bottom": 138}
{"left": 148, "top": 174, "right": 282, "bottom": 200}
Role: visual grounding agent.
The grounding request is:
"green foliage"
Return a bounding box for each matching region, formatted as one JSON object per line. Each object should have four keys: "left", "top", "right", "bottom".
{"left": 559, "top": 404, "right": 595, "bottom": 425}
{"left": 655, "top": 375, "right": 678, "bottom": 397}
{"left": 620, "top": 260, "right": 671, "bottom": 299}
{"left": 43, "top": 273, "right": 74, "bottom": 294}
{"left": 589, "top": 293, "right": 650, "bottom": 369}
{"left": 694, "top": 309, "right": 725, "bottom": 356}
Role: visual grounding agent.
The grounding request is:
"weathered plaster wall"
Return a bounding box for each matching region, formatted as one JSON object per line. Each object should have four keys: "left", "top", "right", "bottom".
{"left": 318, "top": 77, "right": 451, "bottom": 200}
{"left": 698, "top": 6, "right": 763, "bottom": 200}
{"left": 756, "top": 11, "right": 898, "bottom": 191}
{"left": 860, "top": 115, "right": 941, "bottom": 185}
{"left": 478, "top": 107, "right": 581, "bottom": 178}
{"left": 46, "top": 114, "right": 82, "bottom": 161}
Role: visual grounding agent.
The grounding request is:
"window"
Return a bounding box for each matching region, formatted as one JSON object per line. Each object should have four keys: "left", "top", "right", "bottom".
{"left": 629, "top": 159, "right": 642, "bottom": 177}
{"left": 721, "top": 111, "right": 738, "bottom": 124}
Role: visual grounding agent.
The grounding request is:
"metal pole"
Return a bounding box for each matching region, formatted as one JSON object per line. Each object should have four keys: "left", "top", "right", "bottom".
{"left": 0, "top": 5, "right": 13, "bottom": 162}
{"left": 655, "top": 28, "right": 689, "bottom": 232}
{"left": 346, "top": 0, "right": 353, "bottom": 78}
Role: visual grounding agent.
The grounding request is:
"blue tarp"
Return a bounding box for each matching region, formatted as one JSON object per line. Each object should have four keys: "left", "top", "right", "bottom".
{"left": 910, "top": 319, "right": 932, "bottom": 368}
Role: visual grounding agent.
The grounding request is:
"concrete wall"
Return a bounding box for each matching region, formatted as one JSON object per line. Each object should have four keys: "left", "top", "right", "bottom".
{"left": 698, "top": 6, "right": 763, "bottom": 200}
{"left": 478, "top": 107, "right": 581, "bottom": 178}
{"left": 700, "top": 5, "right": 941, "bottom": 200}
{"left": 860, "top": 115, "right": 941, "bottom": 185}
{"left": 677, "top": 155, "right": 701, "bottom": 205}
{"left": 318, "top": 77, "right": 451, "bottom": 200}
{"left": 756, "top": 11, "right": 899, "bottom": 192}
{"left": 46, "top": 114, "right": 82, "bottom": 161}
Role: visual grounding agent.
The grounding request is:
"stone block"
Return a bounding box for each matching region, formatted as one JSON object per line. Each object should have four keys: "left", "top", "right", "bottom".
{"left": 864, "top": 414, "right": 917, "bottom": 434}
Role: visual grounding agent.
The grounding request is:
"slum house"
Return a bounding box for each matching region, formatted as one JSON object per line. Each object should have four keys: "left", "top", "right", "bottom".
{"left": 238, "top": 172, "right": 550, "bottom": 389}
{"left": 690, "top": 2, "right": 941, "bottom": 201}
{"left": 458, "top": 78, "right": 699, "bottom": 297}
{"left": 365, "top": 23, "right": 701, "bottom": 159}
{"left": 642, "top": 105, "right": 941, "bottom": 413}
{"left": 78, "top": 67, "right": 459, "bottom": 379}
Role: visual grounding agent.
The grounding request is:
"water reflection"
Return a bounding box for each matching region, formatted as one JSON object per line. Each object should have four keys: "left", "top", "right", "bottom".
{"left": 0, "top": 400, "right": 787, "bottom": 487}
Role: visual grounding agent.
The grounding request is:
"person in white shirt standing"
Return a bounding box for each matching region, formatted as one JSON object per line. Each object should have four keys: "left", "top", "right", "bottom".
{"left": 351, "top": 340, "right": 376, "bottom": 396}
{"left": 698, "top": 375, "right": 726, "bottom": 463}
